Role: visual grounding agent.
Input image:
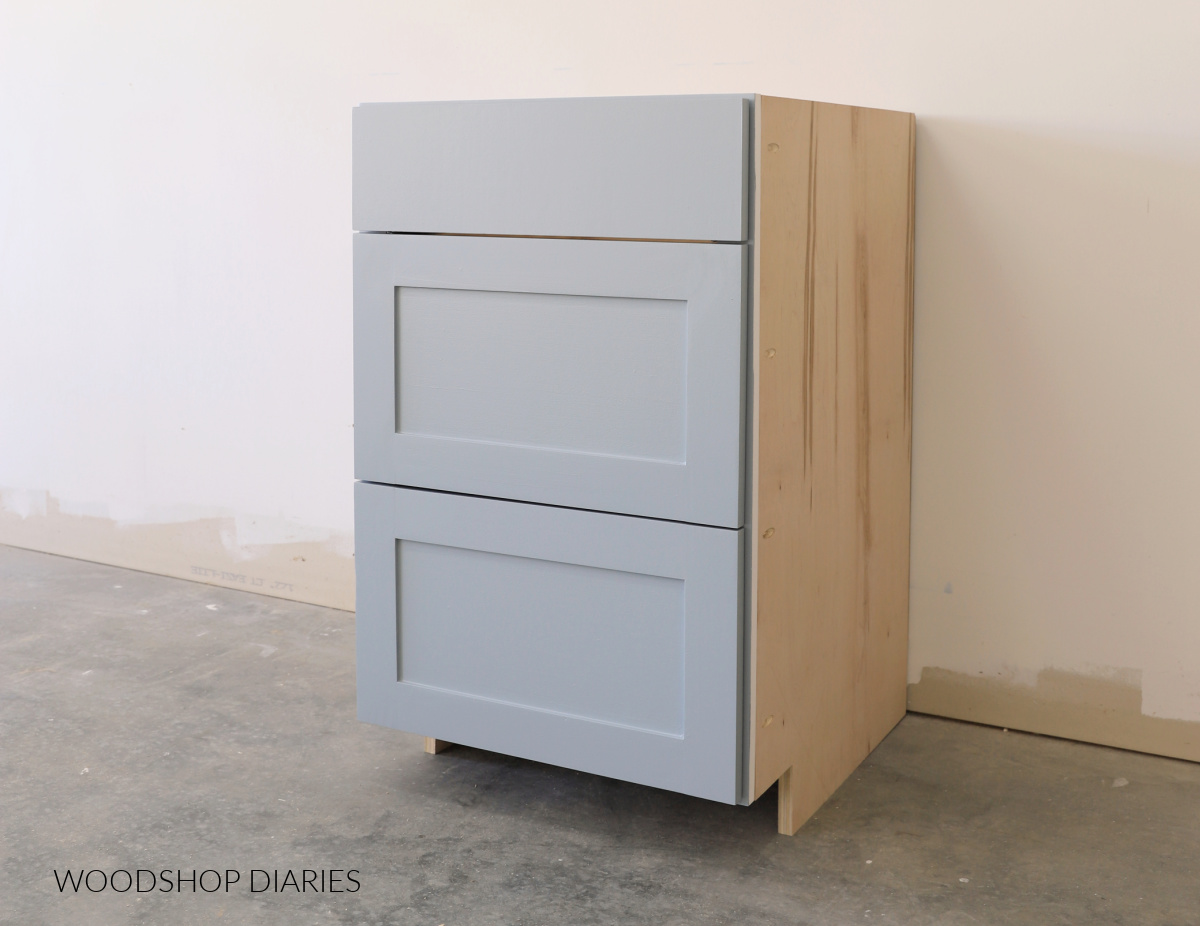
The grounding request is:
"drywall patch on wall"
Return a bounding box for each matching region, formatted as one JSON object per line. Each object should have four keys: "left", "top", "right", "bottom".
{"left": 0, "top": 490, "right": 353, "bottom": 612}
{"left": 219, "top": 513, "right": 356, "bottom": 562}
{"left": 1140, "top": 665, "right": 1200, "bottom": 725}
{"left": 2, "top": 489, "right": 49, "bottom": 520}
{"left": 909, "top": 666, "right": 1200, "bottom": 763}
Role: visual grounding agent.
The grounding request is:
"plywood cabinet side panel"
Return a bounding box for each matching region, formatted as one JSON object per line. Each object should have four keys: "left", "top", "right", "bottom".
{"left": 857, "top": 108, "right": 917, "bottom": 748}
{"left": 747, "top": 95, "right": 815, "bottom": 799}
{"left": 749, "top": 97, "right": 915, "bottom": 834}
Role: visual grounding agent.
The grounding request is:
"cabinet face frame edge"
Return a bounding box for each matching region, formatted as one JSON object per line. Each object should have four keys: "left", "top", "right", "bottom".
{"left": 748, "top": 95, "right": 916, "bottom": 835}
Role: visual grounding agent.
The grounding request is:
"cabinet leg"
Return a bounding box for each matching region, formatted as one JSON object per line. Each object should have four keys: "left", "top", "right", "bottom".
{"left": 778, "top": 765, "right": 829, "bottom": 835}
{"left": 776, "top": 767, "right": 797, "bottom": 835}
{"left": 424, "top": 737, "right": 452, "bottom": 755}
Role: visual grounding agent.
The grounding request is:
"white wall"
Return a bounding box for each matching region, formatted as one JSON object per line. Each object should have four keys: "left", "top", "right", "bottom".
{"left": 3, "top": 2, "right": 1199, "bottom": 744}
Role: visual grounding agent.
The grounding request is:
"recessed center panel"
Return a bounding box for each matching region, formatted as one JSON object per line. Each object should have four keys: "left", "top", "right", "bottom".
{"left": 396, "top": 287, "right": 688, "bottom": 463}
{"left": 397, "top": 540, "right": 686, "bottom": 736}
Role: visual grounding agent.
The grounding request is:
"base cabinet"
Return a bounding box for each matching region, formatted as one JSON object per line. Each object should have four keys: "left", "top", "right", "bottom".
{"left": 353, "top": 93, "right": 915, "bottom": 833}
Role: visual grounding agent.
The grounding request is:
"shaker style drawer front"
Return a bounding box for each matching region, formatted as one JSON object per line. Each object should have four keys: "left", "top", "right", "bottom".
{"left": 353, "top": 94, "right": 750, "bottom": 241}
{"left": 355, "top": 482, "right": 744, "bottom": 803}
{"left": 354, "top": 233, "right": 746, "bottom": 528}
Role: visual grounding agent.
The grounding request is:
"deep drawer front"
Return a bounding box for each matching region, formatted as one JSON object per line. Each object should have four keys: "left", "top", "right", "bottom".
{"left": 355, "top": 482, "right": 743, "bottom": 804}
{"left": 353, "top": 94, "right": 750, "bottom": 241}
{"left": 354, "top": 233, "right": 746, "bottom": 528}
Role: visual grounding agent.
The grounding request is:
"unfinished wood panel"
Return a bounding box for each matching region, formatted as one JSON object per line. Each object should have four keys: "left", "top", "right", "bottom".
{"left": 750, "top": 96, "right": 915, "bottom": 835}
{"left": 424, "top": 737, "right": 452, "bottom": 755}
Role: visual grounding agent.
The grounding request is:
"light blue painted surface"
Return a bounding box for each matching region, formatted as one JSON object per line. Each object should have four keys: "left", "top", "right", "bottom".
{"left": 354, "top": 233, "right": 746, "bottom": 528}
{"left": 354, "top": 94, "right": 756, "bottom": 804}
{"left": 353, "top": 95, "right": 750, "bottom": 241}
{"left": 355, "top": 482, "right": 744, "bottom": 804}
{"left": 397, "top": 286, "right": 688, "bottom": 462}
{"left": 398, "top": 541, "right": 686, "bottom": 735}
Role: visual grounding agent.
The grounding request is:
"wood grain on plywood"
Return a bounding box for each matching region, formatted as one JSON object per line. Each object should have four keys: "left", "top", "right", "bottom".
{"left": 750, "top": 96, "right": 915, "bottom": 835}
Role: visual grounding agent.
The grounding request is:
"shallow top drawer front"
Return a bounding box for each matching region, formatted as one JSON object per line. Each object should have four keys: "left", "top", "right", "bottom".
{"left": 353, "top": 95, "right": 750, "bottom": 241}
{"left": 354, "top": 233, "right": 746, "bottom": 528}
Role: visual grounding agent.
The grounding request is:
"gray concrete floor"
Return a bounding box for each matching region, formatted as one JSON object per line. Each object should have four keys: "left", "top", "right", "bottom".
{"left": 2, "top": 545, "right": 1198, "bottom": 926}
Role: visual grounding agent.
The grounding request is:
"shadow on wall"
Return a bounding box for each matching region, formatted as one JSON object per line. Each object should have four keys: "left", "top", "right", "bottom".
{"left": 907, "top": 118, "right": 1200, "bottom": 758}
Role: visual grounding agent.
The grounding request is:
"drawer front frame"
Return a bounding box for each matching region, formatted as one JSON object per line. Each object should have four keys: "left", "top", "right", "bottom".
{"left": 355, "top": 482, "right": 744, "bottom": 804}
{"left": 354, "top": 233, "right": 747, "bottom": 528}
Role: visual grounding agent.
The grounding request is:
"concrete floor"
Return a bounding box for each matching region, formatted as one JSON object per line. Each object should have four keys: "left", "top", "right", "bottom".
{"left": 2, "top": 545, "right": 1198, "bottom": 926}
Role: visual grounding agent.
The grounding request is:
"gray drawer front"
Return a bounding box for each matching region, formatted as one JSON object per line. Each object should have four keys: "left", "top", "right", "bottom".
{"left": 354, "top": 233, "right": 746, "bottom": 528}
{"left": 353, "top": 95, "right": 749, "bottom": 241}
{"left": 355, "top": 482, "right": 743, "bottom": 804}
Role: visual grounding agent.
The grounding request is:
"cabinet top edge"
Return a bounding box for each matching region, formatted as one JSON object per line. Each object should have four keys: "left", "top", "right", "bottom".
{"left": 355, "top": 93, "right": 756, "bottom": 108}
{"left": 354, "top": 93, "right": 913, "bottom": 119}
{"left": 755, "top": 94, "right": 915, "bottom": 119}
